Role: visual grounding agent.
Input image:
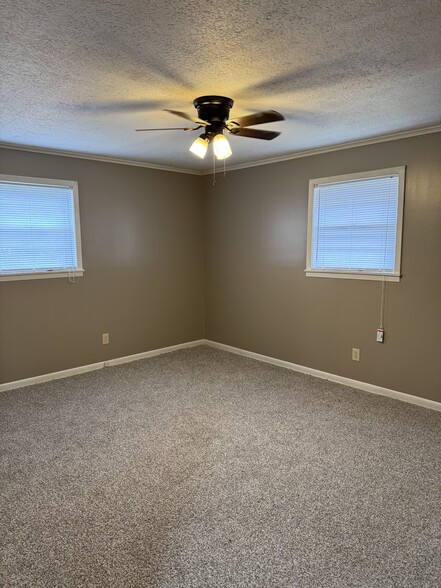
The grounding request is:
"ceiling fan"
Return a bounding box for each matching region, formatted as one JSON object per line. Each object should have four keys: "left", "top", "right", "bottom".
{"left": 136, "top": 95, "right": 284, "bottom": 160}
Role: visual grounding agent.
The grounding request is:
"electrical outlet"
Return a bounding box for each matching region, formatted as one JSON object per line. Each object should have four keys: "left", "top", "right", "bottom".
{"left": 352, "top": 347, "right": 360, "bottom": 361}
{"left": 102, "top": 333, "right": 109, "bottom": 345}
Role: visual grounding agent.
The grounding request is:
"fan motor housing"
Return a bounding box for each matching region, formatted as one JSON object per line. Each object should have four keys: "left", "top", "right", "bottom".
{"left": 193, "top": 96, "right": 234, "bottom": 125}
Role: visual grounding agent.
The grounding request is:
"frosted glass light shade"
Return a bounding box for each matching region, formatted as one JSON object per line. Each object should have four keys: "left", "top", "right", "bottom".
{"left": 213, "top": 134, "right": 232, "bottom": 160}
{"left": 189, "top": 136, "right": 209, "bottom": 159}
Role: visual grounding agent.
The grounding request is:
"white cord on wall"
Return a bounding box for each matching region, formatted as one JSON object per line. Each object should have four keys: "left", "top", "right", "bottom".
{"left": 379, "top": 278, "right": 386, "bottom": 330}
{"left": 377, "top": 177, "right": 394, "bottom": 339}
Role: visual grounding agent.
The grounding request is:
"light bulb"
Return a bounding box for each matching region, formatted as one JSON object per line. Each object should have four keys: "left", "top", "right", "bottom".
{"left": 213, "top": 134, "right": 232, "bottom": 160}
{"left": 189, "top": 135, "right": 209, "bottom": 159}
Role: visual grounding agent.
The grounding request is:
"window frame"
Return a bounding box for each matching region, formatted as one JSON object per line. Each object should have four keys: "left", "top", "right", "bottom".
{"left": 0, "top": 174, "right": 84, "bottom": 282}
{"left": 305, "top": 166, "right": 405, "bottom": 282}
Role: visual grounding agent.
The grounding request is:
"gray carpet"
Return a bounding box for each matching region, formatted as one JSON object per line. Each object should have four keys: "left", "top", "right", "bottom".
{"left": 1, "top": 346, "right": 440, "bottom": 588}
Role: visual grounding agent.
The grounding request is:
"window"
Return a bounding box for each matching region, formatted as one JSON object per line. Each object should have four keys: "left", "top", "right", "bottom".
{"left": 306, "top": 167, "right": 405, "bottom": 281}
{"left": 0, "top": 175, "right": 83, "bottom": 281}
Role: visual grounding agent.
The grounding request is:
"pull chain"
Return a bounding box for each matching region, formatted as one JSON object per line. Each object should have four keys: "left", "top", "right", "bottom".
{"left": 212, "top": 146, "right": 216, "bottom": 186}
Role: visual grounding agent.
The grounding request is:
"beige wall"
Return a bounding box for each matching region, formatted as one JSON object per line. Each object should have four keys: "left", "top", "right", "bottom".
{"left": 0, "top": 149, "right": 204, "bottom": 383}
{"left": 1, "top": 133, "right": 440, "bottom": 403}
{"left": 204, "top": 133, "right": 441, "bottom": 402}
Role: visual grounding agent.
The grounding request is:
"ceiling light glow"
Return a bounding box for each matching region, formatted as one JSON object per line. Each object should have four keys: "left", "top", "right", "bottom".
{"left": 189, "top": 135, "right": 209, "bottom": 159}
{"left": 213, "top": 134, "right": 232, "bottom": 160}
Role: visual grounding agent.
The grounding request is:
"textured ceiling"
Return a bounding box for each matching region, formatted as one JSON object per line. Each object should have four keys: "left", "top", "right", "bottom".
{"left": 1, "top": 0, "right": 441, "bottom": 171}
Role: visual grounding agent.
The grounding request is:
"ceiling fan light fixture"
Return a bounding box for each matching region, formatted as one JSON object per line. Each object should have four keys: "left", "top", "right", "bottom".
{"left": 213, "top": 133, "right": 232, "bottom": 160}
{"left": 136, "top": 97, "right": 284, "bottom": 166}
{"left": 189, "top": 135, "right": 209, "bottom": 159}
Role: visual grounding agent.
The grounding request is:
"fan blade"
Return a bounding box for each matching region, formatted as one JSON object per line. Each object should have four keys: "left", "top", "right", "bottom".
{"left": 136, "top": 127, "right": 200, "bottom": 131}
{"left": 164, "top": 109, "right": 208, "bottom": 125}
{"left": 228, "top": 127, "right": 281, "bottom": 140}
{"left": 227, "top": 110, "right": 284, "bottom": 128}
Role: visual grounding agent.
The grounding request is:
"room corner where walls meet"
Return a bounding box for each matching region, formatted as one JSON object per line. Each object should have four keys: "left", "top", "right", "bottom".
{"left": 1, "top": 132, "right": 441, "bottom": 403}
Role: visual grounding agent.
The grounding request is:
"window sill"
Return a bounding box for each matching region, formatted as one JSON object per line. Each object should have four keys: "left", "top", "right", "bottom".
{"left": 0, "top": 270, "right": 84, "bottom": 282}
{"left": 305, "top": 270, "right": 401, "bottom": 282}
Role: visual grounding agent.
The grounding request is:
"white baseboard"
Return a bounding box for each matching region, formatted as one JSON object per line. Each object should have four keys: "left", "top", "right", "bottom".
{"left": 103, "top": 340, "right": 204, "bottom": 367}
{"left": 0, "top": 361, "right": 105, "bottom": 393}
{"left": 2, "top": 338, "right": 440, "bottom": 412}
{"left": 203, "top": 339, "right": 441, "bottom": 412}
{"left": 0, "top": 340, "right": 205, "bottom": 393}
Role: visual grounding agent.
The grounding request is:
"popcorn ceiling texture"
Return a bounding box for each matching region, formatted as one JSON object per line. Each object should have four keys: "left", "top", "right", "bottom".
{"left": 1, "top": 346, "right": 440, "bottom": 587}
{"left": 1, "top": 0, "right": 441, "bottom": 170}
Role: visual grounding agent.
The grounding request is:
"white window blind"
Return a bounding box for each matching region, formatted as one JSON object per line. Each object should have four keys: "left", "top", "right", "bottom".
{"left": 306, "top": 168, "right": 405, "bottom": 281}
{"left": 0, "top": 176, "right": 83, "bottom": 280}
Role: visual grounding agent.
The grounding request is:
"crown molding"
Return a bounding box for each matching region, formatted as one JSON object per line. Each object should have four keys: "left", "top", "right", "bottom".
{"left": 0, "top": 142, "right": 202, "bottom": 175}
{"left": 201, "top": 124, "right": 441, "bottom": 175}
{"left": 2, "top": 124, "right": 440, "bottom": 176}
